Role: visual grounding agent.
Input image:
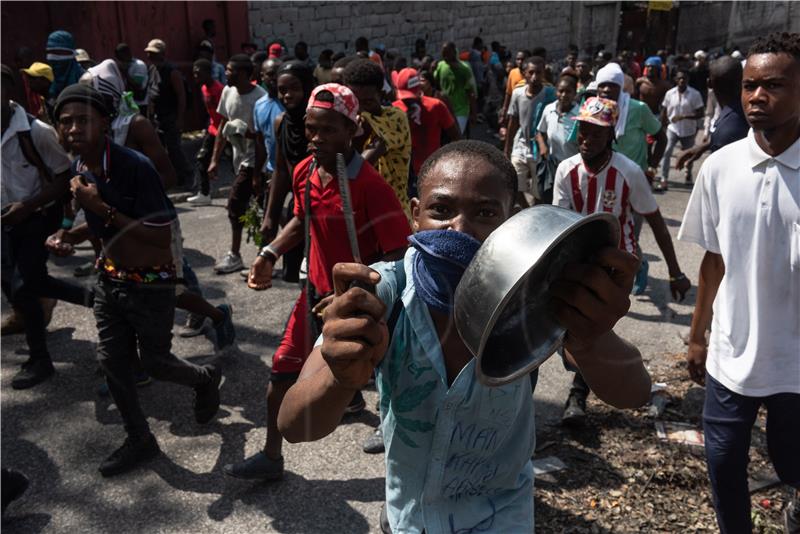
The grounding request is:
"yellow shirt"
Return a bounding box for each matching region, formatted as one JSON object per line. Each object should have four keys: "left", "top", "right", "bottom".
{"left": 361, "top": 106, "right": 412, "bottom": 215}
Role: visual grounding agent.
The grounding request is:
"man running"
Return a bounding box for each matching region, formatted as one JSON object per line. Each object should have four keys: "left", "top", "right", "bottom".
{"left": 52, "top": 84, "right": 222, "bottom": 477}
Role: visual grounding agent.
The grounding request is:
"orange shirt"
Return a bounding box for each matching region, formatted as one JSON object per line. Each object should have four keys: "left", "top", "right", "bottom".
{"left": 506, "top": 67, "right": 525, "bottom": 95}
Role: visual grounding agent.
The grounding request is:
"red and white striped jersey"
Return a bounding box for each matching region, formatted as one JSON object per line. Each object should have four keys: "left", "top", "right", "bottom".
{"left": 553, "top": 151, "right": 659, "bottom": 254}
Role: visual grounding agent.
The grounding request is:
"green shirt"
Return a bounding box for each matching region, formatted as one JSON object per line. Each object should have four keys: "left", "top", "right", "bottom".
{"left": 613, "top": 98, "right": 662, "bottom": 172}
{"left": 433, "top": 60, "right": 476, "bottom": 118}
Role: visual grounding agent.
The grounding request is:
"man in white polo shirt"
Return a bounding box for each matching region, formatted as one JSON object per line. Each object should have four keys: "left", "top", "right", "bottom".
{"left": 553, "top": 96, "right": 691, "bottom": 425}
{"left": 678, "top": 32, "right": 800, "bottom": 534}
{"left": 659, "top": 70, "right": 704, "bottom": 187}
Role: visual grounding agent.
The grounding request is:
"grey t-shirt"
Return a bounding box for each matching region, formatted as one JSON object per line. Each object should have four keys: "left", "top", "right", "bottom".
{"left": 217, "top": 84, "right": 267, "bottom": 171}
{"left": 507, "top": 85, "right": 550, "bottom": 159}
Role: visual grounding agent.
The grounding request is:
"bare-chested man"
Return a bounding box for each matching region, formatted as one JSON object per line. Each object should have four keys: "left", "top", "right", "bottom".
{"left": 635, "top": 56, "right": 671, "bottom": 114}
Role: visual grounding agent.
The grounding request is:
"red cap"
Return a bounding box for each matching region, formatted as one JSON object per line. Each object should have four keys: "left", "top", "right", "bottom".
{"left": 268, "top": 43, "right": 282, "bottom": 59}
{"left": 392, "top": 68, "right": 421, "bottom": 100}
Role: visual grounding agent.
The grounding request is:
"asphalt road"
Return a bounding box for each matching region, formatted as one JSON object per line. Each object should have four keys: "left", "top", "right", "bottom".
{"left": 1, "top": 140, "right": 705, "bottom": 533}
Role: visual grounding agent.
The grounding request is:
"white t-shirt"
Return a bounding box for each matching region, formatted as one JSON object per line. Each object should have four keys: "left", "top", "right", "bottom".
{"left": 216, "top": 84, "right": 267, "bottom": 171}
{"left": 678, "top": 130, "right": 800, "bottom": 396}
{"left": 1, "top": 102, "right": 71, "bottom": 207}
{"left": 661, "top": 86, "right": 704, "bottom": 137}
{"left": 553, "top": 151, "right": 659, "bottom": 254}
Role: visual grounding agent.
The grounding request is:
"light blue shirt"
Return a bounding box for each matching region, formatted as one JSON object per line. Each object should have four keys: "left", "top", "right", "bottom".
{"left": 372, "top": 249, "right": 536, "bottom": 534}
{"left": 252, "top": 94, "right": 284, "bottom": 173}
{"left": 537, "top": 101, "right": 580, "bottom": 164}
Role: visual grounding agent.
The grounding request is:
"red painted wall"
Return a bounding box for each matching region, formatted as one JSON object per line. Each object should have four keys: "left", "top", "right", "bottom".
{"left": 1, "top": 1, "right": 250, "bottom": 128}
{"left": 1, "top": 1, "right": 249, "bottom": 69}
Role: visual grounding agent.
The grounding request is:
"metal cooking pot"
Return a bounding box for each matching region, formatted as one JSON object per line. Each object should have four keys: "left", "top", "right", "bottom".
{"left": 454, "top": 205, "right": 620, "bottom": 387}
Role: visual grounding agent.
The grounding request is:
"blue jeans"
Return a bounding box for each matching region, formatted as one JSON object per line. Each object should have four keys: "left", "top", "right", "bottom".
{"left": 703, "top": 373, "right": 800, "bottom": 533}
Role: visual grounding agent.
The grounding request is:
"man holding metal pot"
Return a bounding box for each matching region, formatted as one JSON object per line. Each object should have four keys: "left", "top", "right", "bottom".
{"left": 278, "top": 140, "right": 652, "bottom": 533}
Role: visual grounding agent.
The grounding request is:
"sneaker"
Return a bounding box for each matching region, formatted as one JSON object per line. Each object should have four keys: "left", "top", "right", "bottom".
{"left": 214, "top": 252, "right": 244, "bottom": 275}
{"left": 177, "top": 313, "right": 207, "bottom": 338}
{"left": 345, "top": 390, "right": 366, "bottom": 414}
{"left": 194, "top": 365, "right": 222, "bottom": 424}
{"left": 213, "top": 304, "right": 236, "bottom": 353}
{"left": 1, "top": 468, "right": 29, "bottom": 515}
{"left": 785, "top": 490, "right": 800, "bottom": 534}
{"left": 187, "top": 193, "right": 212, "bottom": 206}
{"left": 74, "top": 261, "right": 96, "bottom": 277}
{"left": 1, "top": 310, "right": 25, "bottom": 336}
{"left": 98, "top": 433, "right": 160, "bottom": 477}
{"left": 223, "top": 452, "right": 284, "bottom": 481}
{"left": 362, "top": 428, "right": 385, "bottom": 454}
{"left": 632, "top": 258, "right": 649, "bottom": 296}
{"left": 561, "top": 391, "right": 587, "bottom": 427}
{"left": 97, "top": 371, "right": 152, "bottom": 397}
{"left": 11, "top": 358, "right": 55, "bottom": 390}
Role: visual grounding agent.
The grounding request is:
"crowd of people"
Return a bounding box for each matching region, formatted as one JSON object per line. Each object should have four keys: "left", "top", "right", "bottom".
{"left": 1, "top": 19, "right": 798, "bottom": 534}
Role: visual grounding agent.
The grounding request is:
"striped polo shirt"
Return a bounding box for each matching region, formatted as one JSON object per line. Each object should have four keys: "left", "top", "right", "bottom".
{"left": 552, "top": 151, "right": 659, "bottom": 254}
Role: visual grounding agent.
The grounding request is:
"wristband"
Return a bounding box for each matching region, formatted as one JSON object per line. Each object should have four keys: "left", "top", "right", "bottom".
{"left": 669, "top": 273, "right": 687, "bottom": 283}
{"left": 258, "top": 244, "right": 280, "bottom": 262}
{"left": 61, "top": 217, "right": 74, "bottom": 229}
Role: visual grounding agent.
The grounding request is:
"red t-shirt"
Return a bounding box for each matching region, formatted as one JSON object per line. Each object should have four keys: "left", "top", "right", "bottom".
{"left": 392, "top": 95, "right": 456, "bottom": 175}
{"left": 201, "top": 81, "right": 225, "bottom": 136}
{"left": 292, "top": 154, "right": 411, "bottom": 294}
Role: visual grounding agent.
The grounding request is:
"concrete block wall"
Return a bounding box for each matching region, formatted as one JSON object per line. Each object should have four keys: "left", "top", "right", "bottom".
{"left": 676, "top": 1, "right": 800, "bottom": 54}
{"left": 248, "top": 1, "right": 620, "bottom": 63}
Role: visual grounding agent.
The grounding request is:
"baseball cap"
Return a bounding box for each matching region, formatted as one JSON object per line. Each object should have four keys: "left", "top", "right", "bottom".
{"left": 307, "top": 83, "right": 360, "bottom": 126}
{"left": 22, "top": 62, "right": 55, "bottom": 82}
{"left": 392, "top": 68, "right": 421, "bottom": 100}
{"left": 573, "top": 96, "right": 619, "bottom": 129}
{"left": 268, "top": 43, "right": 283, "bottom": 59}
{"left": 144, "top": 39, "right": 166, "bottom": 54}
{"left": 75, "top": 49, "right": 92, "bottom": 63}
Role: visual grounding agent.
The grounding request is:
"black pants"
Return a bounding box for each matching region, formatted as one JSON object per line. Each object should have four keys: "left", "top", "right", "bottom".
{"left": 704, "top": 373, "right": 800, "bottom": 533}
{"left": 195, "top": 131, "right": 215, "bottom": 196}
{"left": 157, "top": 113, "right": 191, "bottom": 187}
{"left": 570, "top": 371, "right": 590, "bottom": 398}
{"left": 94, "top": 276, "right": 211, "bottom": 437}
{"left": 1, "top": 214, "right": 92, "bottom": 361}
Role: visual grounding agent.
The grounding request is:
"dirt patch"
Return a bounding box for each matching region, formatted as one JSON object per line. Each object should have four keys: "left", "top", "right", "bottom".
{"left": 533, "top": 352, "right": 789, "bottom": 533}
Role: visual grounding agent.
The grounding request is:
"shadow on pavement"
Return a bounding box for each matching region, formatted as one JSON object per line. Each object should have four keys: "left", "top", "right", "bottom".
{"left": 207, "top": 472, "right": 384, "bottom": 532}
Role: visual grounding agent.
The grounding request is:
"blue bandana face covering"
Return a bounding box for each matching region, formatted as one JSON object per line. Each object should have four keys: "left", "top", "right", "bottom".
{"left": 408, "top": 229, "right": 482, "bottom": 314}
